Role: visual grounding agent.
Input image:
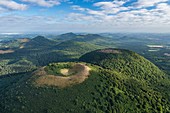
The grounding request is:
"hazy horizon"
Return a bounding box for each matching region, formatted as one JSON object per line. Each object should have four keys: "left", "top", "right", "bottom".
{"left": 2, "top": 31, "right": 170, "bottom": 34}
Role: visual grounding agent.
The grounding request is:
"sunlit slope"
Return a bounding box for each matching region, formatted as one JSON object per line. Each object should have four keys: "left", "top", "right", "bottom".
{"left": 80, "top": 48, "right": 165, "bottom": 81}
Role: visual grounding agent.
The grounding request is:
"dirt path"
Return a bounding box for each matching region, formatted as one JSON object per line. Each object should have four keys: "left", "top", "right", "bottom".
{"left": 34, "top": 63, "right": 91, "bottom": 88}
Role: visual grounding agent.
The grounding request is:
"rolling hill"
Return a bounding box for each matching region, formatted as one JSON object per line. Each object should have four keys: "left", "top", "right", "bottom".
{"left": 55, "top": 32, "right": 77, "bottom": 41}
{"left": 24, "top": 36, "right": 56, "bottom": 48}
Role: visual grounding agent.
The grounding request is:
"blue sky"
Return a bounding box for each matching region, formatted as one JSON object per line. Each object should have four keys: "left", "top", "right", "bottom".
{"left": 0, "top": 0, "right": 170, "bottom": 33}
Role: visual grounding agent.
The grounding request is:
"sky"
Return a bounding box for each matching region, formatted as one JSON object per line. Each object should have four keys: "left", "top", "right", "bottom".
{"left": 0, "top": 0, "right": 170, "bottom": 33}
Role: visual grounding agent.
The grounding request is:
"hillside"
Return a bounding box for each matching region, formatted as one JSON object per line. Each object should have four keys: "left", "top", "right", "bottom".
{"left": 80, "top": 48, "right": 165, "bottom": 82}
{"left": 24, "top": 36, "right": 56, "bottom": 48}
{"left": 0, "top": 34, "right": 109, "bottom": 67}
{"left": 0, "top": 38, "right": 30, "bottom": 49}
{"left": 55, "top": 41, "right": 103, "bottom": 56}
{"left": 0, "top": 49, "right": 170, "bottom": 113}
{"left": 55, "top": 32, "right": 77, "bottom": 41}
{"left": 54, "top": 33, "right": 104, "bottom": 42}
{"left": 55, "top": 33, "right": 115, "bottom": 47}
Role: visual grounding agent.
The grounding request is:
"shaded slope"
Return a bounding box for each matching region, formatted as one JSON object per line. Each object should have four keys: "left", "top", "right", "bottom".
{"left": 24, "top": 36, "right": 56, "bottom": 48}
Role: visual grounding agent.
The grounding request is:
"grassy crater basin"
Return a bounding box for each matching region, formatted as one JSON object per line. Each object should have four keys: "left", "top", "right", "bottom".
{"left": 33, "top": 62, "right": 91, "bottom": 88}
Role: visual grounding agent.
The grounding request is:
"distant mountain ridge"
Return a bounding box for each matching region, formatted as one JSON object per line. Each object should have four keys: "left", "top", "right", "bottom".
{"left": 55, "top": 32, "right": 77, "bottom": 41}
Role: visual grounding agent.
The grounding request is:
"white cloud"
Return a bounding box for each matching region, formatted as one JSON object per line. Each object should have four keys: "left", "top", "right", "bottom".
{"left": 94, "top": 1, "right": 125, "bottom": 9}
{"left": 0, "top": 0, "right": 28, "bottom": 10}
{"left": 0, "top": 0, "right": 170, "bottom": 33}
{"left": 71, "top": 5, "right": 86, "bottom": 11}
{"left": 93, "top": 1, "right": 128, "bottom": 14}
{"left": 66, "top": 13, "right": 97, "bottom": 23}
{"left": 156, "top": 3, "right": 170, "bottom": 14}
{"left": 87, "top": 10, "right": 105, "bottom": 16}
{"left": 65, "top": 1, "right": 170, "bottom": 33}
{"left": 72, "top": 1, "right": 129, "bottom": 16}
{"left": 134, "top": 0, "right": 168, "bottom": 8}
{"left": 0, "top": 15, "right": 63, "bottom": 32}
{"left": 0, "top": 7, "right": 7, "bottom": 13}
{"left": 21, "top": 0, "right": 61, "bottom": 7}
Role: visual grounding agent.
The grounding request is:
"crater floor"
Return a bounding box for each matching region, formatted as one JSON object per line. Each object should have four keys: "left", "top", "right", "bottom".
{"left": 33, "top": 63, "right": 91, "bottom": 88}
